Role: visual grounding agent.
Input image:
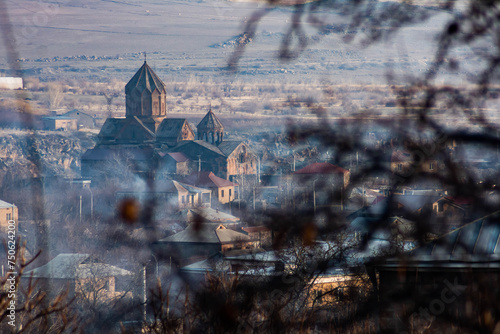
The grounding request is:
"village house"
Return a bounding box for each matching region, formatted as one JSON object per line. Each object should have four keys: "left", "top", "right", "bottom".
{"left": 158, "top": 152, "right": 190, "bottom": 175}
{"left": 283, "top": 162, "right": 350, "bottom": 212}
{"left": 242, "top": 225, "right": 273, "bottom": 248}
{"left": 157, "top": 222, "right": 252, "bottom": 262}
{"left": 23, "top": 253, "right": 133, "bottom": 302}
{"left": 116, "top": 179, "right": 212, "bottom": 212}
{"left": 0, "top": 199, "right": 17, "bottom": 233}
{"left": 60, "top": 109, "right": 97, "bottom": 129}
{"left": 41, "top": 115, "right": 78, "bottom": 131}
{"left": 371, "top": 211, "right": 500, "bottom": 333}
{"left": 390, "top": 150, "right": 440, "bottom": 175}
{"left": 431, "top": 195, "right": 473, "bottom": 232}
{"left": 181, "top": 171, "right": 238, "bottom": 207}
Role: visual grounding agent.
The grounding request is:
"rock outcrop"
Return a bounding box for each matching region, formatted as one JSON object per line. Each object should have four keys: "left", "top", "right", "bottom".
{"left": 0, "top": 130, "right": 96, "bottom": 187}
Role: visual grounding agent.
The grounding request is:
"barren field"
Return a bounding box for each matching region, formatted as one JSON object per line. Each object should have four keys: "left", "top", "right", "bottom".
{"left": 1, "top": 0, "right": 495, "bottom": 131}
{"left": 1, "top": 0, "right": 458, "bottom": 84}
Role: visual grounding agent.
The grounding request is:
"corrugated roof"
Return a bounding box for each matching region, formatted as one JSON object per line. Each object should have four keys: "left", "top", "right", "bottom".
{"left": 159, "top": 223, "right": 249, "bottom": 244}
{"left": 61, "top": 109, "right": 93, "bottom": 119}
{"left": 217, "top": 141, "right": 243, "bottom": 157}
{"left": 42, "top": 116, "right": 76, "bottom": 120}
{"left": 293, "top": 162, "right": 348, "bottom": 174}
{"left": 181, "top": 171, "right": 237, "bottom": 188}
{"left": 25, "top": 254, "right": 132, "bottom": 279}
{"left": 0, "top": 199, "right": 15, "bottom": 209}
{"left": 189, "top": 207, "right": 240, "bottom": 222}
{"left": 412, "top": 211, "right": 500, "bottom": 258}
{"left": 125, "top": 61, "right": 166, "bottom": 95}
{"left": 178, "top": 182, "right": 211, "bottom": 194}
{"left": 197, "top": 110, "right": 224, "bottom": 130}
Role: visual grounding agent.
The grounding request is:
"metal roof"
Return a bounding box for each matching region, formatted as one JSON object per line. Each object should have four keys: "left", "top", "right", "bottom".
{"left": 159, "top": 223, "right": 249, "bottom": 244}
{"left": 188, "top": 207, "right": 240, "bottom": 222}
{"left": 413, "top": 211, "right": 500, "bottom": 257}
{"left": 25, "top": 254, "right": 132, "bottom": 279}
{"left": 0, "top": 199, "right": 15, "bottom": 209}
{"left": 42, "top": 116, "right": 76, "bottom": 120}
{"left": 377, "top": 211, "right": 500, "bottom": 269}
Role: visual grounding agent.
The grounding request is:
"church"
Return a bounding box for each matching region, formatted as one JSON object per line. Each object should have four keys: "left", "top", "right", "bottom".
{"left": 81, "top": 61, "right": 258, "bottom": 181}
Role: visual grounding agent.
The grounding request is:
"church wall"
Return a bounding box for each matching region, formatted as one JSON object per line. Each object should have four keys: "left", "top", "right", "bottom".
{"left": 226, "top": 146, "right": 258, "bottom": 179}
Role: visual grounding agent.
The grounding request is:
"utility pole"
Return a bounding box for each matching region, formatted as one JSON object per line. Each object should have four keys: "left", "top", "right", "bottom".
{"left": 141, "top": 266, "right": 147, "bottom": 322}
{"left": 79, "top": 195, "right": 82, "bottom": 223}
{"left": 253, "top": 186, "right": 256, "bottom": 212}
{"left": 341, "top": 184, "right": 344, "bottom": 211}
{"left": 258, "top": 156, "right": 261, "bottom": 183}
{"left": 313, "top": 179, "right": 318, "bottom": 215}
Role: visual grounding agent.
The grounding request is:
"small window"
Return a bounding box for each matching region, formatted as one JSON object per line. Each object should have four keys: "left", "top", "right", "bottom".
{"left": 229, "top": 189, "right": 232, "bottom": 197}
{"left": 429, "top": 162, "right": 434, "bottom": 170}
{"left": 316, "top": 290, "right": 323, "bottom": 303}
{"left": 221, "top": 190, "right": 225, "bottom": 198}
{"left": 181, "top": 196, "right": 185, "bottom": 204}
{"left": 397, "top": 163, "right": 402, "bottom": 171}
{"left": 6, "top": 213, "right": 11, "bottom": 220}
{"left": 335, "top": 287, "right": 344, "bottom": 301}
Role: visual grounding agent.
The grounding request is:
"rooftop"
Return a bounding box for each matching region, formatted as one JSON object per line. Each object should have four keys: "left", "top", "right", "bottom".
{"left": 293, "top": 162, "right": 348, "bottom": 175}
{"left": 125, "top": 61, "right": 166, "bottom": 95}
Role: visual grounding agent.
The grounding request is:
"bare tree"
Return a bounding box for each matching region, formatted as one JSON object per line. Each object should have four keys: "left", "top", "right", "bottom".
{"left": 46, "top": 83, "right": 64, "bottom": 111}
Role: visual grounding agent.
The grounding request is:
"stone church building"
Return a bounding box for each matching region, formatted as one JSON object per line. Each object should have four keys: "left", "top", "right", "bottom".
{"left": 81, "top": 61, "right": 257, "bottom": 180}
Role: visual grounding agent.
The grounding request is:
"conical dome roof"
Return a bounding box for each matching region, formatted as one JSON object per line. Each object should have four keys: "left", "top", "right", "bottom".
{"left": 125, "top": 61, "right": 166, "bottom": 94}
{"left": 197, "top": 110, "right": 224, "bottom": 130}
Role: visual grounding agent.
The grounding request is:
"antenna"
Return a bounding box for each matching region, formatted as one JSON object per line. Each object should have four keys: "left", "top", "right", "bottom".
{"left": 144, "top": 51, "right": 147, "bottom": 63}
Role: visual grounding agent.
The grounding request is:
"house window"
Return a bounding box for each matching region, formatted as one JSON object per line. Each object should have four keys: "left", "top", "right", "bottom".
{"left": 229, "top": 189, "right": 232, "bottom": 197}
{"left": 397, "top": 163, "right": 402, "bottom": 171}
{"left": 181, "top": 196, "right": 185, "bottom": 204}
{"left": 221, "top": 190, "right": 225, "bottom": 198}
{"left": 6, "top": 213, "right": 11, "bottom": 221}
{"left": 316, "top": 290, "right": 323, "bottom": 303}
{"left": 335, "top": 287, "right": 344, "bottom": 301}
{"left": 429, "top": 162, "right": 434, "bottom": 170}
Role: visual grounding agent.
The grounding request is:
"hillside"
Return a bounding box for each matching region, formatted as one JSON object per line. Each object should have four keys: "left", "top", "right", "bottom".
{"left": 0, "top": 130, "right": 96, "bottom": 187}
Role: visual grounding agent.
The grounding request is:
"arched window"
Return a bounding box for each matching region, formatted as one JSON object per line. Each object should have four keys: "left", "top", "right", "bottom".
{"left": 239, "top": 146, "right": 246, "bottom": 163}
